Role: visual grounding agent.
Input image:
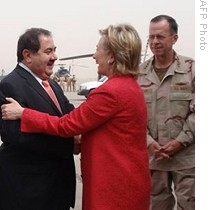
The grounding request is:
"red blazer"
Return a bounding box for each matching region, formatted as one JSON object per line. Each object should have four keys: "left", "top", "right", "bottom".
{"left": 21, "top": 75, "right": 151, "bottom": 210}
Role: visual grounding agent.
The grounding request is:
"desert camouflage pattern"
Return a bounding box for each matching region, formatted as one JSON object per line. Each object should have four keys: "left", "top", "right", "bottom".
{"left": 138, "top": 53, "right": 195, "bottom": 210}
{"left": 138, "top": 53, "right": 195, "bottom": 171}
{"left": 150, "top": 168, "right": 195, "bottom": 210}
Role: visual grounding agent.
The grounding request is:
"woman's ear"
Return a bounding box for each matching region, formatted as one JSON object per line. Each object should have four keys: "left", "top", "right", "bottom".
{"left": 107, "top": 55, "right": 115, "bottom": 64}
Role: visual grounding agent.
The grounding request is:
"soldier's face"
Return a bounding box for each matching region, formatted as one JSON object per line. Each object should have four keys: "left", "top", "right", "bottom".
{"left": 148, "top": 20, "right": 178, "bottom": 56}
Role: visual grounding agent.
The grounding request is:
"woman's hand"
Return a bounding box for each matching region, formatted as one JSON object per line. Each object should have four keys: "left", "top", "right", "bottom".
{"left": 1, "top": 97, "right": 24, "bottom": 120}
{"left": 72, "top": 134, "right": 82, "bottom": 155}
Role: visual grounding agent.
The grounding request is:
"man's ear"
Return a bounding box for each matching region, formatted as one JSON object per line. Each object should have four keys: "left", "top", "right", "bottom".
{"left": 23, "top": 49, "right": 32, "bottom": 63}
{"left": 172, "top": 34, "right": 178, "bottom": 45}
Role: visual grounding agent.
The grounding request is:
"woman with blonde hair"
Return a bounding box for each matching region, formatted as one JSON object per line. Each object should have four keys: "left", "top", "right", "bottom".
{"left": 2, "top": 23, "right": 151, "bottom": 210}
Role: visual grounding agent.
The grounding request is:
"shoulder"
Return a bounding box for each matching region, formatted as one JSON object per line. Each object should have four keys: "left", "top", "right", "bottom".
{"left": 176, "top": 54, "right": 194, "bottom": 66}
{"left": 0, "top": 68, "right": 21, "bottom": 84}
{"left": 140, "top": 57, "right": 154, "bottom": 75}
{"left": 175, "top": 54, "right": 195, "bottom": 77}
{"left": 102, "top": 75, "right": 137, "bottom": 89}
{"left": 98, "top": 76, "right": 141, "bottom": 101}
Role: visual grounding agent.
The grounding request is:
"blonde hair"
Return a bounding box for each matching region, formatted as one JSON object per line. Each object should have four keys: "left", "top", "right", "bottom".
{"left": 99, "top": 24, "right": 142, "bottom": 77}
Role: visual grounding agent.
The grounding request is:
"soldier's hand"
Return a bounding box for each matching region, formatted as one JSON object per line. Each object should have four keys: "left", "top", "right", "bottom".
{"left": 161, "top": 139, "right": 184, "bottom": 156}
{"left": 155, "top": 151, "right": 171, "bottom": 161}
{"left": 148, "top": 141, "right": 161, "bottom": 154}
{"left": 148, "top": 141, "right": 172, "bottom": 161}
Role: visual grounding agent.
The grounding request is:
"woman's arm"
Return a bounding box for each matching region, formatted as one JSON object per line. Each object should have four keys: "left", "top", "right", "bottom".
{"left": 1, "top": 89, "right": 118, "bottom": 137}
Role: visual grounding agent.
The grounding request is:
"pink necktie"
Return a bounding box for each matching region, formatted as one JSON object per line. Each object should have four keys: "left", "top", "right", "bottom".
{"left": 42, "top": 80, "right": 62, "bottom": 113}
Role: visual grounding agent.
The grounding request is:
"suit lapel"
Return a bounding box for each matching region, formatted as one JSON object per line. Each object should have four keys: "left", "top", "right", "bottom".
{"left": 14, "top": 66, "right": 63, "bottom": 115}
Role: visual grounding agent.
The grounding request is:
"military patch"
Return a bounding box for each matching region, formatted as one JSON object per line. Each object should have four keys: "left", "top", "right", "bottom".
{"left": 170, "top": 83, "right": 192, "bottom": 92}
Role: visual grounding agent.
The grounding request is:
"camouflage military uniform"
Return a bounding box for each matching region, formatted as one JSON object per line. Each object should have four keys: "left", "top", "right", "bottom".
{"left": 138, "top": 53, "right": 195, "bottom": 210}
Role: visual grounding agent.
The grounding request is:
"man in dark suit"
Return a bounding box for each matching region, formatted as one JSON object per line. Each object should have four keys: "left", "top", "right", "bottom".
{"left": 0, "top": 28, "right": 76, "bottom": 210}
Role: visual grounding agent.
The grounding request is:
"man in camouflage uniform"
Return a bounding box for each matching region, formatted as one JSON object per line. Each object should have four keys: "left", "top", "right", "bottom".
{"left": 138, "top": 15, "right": 195, "bottom": 210}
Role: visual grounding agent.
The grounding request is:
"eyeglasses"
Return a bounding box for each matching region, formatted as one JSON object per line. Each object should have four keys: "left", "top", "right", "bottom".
{"left": 148, "top": 34, "right": 174, "bottom": 41}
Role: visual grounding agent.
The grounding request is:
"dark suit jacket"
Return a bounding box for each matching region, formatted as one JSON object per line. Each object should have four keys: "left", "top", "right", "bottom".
{"left": 0, "top": 64, "right": 76, "bottom": 210}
